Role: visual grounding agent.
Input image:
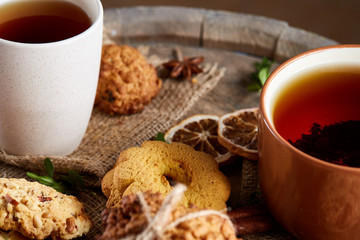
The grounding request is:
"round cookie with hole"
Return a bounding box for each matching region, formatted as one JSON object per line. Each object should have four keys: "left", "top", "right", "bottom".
{"left": 102, "top": 141, "right": 231, "bottom": 210}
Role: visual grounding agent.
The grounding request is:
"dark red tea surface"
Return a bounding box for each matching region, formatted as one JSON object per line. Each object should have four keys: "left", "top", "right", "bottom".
{"left": 0, "top": 1, "right": 91, "bottom": 43}
{"left": 274, "top": 68, "right": 360, "bottom": 142}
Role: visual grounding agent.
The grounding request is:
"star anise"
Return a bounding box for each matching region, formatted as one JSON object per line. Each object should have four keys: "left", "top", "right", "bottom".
{"left": 162, "top": 56, "right": 204, "bottom": 79}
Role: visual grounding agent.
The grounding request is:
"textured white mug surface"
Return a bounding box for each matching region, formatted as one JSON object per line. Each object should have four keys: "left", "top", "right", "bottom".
{"left": 0, "top": 0, "right": 103, "bottom": 155}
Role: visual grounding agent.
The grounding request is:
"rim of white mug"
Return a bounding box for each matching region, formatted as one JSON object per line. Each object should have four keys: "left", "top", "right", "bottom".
{"left": 0, "top": 0, "right": 103, "bottom": 47}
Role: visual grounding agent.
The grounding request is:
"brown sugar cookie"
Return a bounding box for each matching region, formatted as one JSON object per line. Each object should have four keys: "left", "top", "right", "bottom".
{"left": 95, "top": 44, "right": 162, "bottom": 115}
{"left": 96, "top": 190, "right": 239, "bottom": 240}
{"left": 101, "top": 141, "right": 231, "bottom": 210}
{"left": 0, "top": 178, "right": 92, "bottom": 240}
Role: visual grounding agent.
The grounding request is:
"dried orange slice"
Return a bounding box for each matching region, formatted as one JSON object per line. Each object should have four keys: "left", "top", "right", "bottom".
{"left": 218, "top": 108, "right": 259, "bottom": 160}
{"left": 164, "top": 115, "right": 233, "bottom": 164}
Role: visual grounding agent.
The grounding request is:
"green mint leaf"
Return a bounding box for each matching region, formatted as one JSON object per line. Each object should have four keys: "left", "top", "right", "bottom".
{"left": 254, "top": 62, "right": 262, "bottom": 72}
{"left": 248, "top": 57, "right": 273, "bottom": 91}
{"left": 26, "top": 158, "right": 87, "bottom": 196}
{"left": 247, "top": 83, "right": 262, "bottom": 91}
{"left": 262, "top": 57, "right": 269, "bottom": 64}
{"left": 258, "top": 68, "right": 270, "bottom": 86}
{"left": 26, "top": 172, "right": 57, "bottom": 186}
{"left": 59, "top": 175, "right": 75, "bottom": 189}
{"left": 68, "top": 170, "right": 85, "bottom": 189}
{"left": 37, "top": 176, "right": 57, "bottom": 186}
{"left": 59, "top": 170, "right": 85, "bottom": 192}
{"left": 26, "top": 172, "right": 40, "bottom": 180}
{"left": 155, "top": 132, "right": 166, "bottom": 142}
{"left": 49, "top": 182, "right": 68, "bottom": 194}
{"left": 44, "top": 158, "right": 54, "bottom": 178}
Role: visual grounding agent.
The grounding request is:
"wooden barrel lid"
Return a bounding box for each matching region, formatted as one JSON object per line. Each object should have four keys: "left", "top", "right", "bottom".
{"left": 104, "top": 6, "right": 338, "bottom": 62}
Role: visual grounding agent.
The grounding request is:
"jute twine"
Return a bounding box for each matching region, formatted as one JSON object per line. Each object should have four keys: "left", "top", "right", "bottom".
{"left": 121, "top": 184, "right": 235, "bottom": 240}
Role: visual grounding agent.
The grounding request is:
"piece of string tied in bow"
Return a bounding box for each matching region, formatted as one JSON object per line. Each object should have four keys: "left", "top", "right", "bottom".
{"left": 121, "top": 183, "right": 235, "bottom": 240}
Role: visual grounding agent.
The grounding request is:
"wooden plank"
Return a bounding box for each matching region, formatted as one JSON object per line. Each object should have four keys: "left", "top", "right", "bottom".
{"left": 104, "top": 7, "right": 205, "bottom": 45}
{"left": 104, "top": 6, "right": 338, "bottom": 63}
{"left": 203, "top": 10, "right": 289, "bottom": 58}
{"left": 274, "top": 26, "right": 339, "bottom": 62}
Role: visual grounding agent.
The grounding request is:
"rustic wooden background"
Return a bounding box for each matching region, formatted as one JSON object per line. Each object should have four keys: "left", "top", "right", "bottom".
{"left": 100, "top": 0, "right": 360, "bottom": 44}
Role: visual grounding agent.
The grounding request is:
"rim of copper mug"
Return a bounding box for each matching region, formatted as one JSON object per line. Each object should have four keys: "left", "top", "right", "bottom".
{"left": 260, "top": 44, "right": 360, "bottom": 173}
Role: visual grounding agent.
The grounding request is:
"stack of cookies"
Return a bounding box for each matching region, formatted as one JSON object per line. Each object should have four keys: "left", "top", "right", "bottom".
{"left": 96, "top": 190, "right": 239, "bottom": 240}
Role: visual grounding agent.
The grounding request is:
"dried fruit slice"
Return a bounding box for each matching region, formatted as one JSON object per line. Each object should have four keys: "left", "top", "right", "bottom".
{"left": 164, "top": 115, "right": 233, "bottom": 164}
{"left": 218, "top": 108, "right": 259, "bottom": 160}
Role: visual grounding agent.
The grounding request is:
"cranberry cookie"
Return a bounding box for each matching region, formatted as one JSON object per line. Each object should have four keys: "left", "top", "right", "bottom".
{"left": 0, "top": 178, "right": 92, "bottom": 239}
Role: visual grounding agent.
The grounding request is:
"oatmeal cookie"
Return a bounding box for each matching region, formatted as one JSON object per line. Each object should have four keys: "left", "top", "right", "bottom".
{"left": 95, "top": 44, "right": 162, "bottom": 115}
{"left": 96, "top": 191, "right": 239, "bottom": 240}
{"left": 0, "top": 178, "right": 92, "bottom": 239}
{"left": 101, "top": 141, "right": 231, "bottom": 210}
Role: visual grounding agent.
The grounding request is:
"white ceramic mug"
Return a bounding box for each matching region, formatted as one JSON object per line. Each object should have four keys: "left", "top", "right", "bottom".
{"left": 0, "top": 0, "right": 103, "bottom": 155}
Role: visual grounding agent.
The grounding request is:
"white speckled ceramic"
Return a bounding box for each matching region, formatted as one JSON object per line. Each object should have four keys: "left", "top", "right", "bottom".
{"left": 0, "top": 0, "right": 103, "bottom": 155}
